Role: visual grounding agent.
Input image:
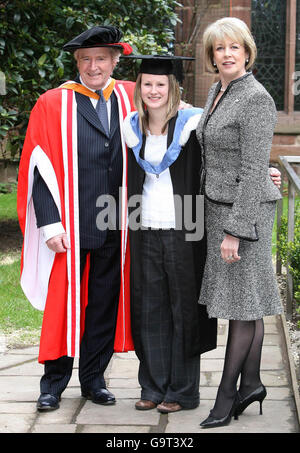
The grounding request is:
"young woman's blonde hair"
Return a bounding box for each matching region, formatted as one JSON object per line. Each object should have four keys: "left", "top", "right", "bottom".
{"left": 203, "top": 17, "right": 257, "bottom": 73}
{"left": 134, "top": 73, "right": 181, "bottom": 135}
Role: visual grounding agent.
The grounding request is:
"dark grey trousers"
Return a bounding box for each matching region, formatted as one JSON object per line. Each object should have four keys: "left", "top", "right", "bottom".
{"left": 138, "top": 229, "right": 200, "bottom": 408}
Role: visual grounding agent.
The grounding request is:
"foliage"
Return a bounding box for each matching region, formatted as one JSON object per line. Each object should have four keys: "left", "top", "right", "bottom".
{"left": 277, "top": 200, "right": 300, "bottom": 325}
{"left": 0, "top": 0, "right": 181, "bottom": 157}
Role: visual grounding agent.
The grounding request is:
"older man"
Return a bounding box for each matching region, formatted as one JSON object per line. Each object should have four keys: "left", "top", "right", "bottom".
{"left": 17, "top": 26, "right": 135, "bottom": 411}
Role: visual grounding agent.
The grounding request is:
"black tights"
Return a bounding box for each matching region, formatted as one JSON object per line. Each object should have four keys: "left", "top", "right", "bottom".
{"left": 211, "top": 319, "right": 264, "bottom": 419}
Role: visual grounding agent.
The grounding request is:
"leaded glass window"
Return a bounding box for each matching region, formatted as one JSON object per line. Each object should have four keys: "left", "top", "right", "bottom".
{"left": 251, "top": 0, "right": 286, "bottom": 110}
{"left": 295, "top": 0, "right": 300, "bottom": 111}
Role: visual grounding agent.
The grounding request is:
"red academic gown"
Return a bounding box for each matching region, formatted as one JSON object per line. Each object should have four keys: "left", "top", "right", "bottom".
{"left": 17, "top": 80, "right": 135, "bottom": 363}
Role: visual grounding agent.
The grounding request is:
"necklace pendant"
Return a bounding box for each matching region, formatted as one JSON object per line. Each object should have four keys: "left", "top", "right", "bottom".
{"left": 156, "top": 174, "right": 159, "bottom": 179}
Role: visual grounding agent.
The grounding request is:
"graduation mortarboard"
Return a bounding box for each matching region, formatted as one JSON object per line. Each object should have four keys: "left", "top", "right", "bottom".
{"left": 63, "top": 25, "right": 133, "bottom": 55}
{"left": 123, "top": 54, "right": 195, "bottom": 84}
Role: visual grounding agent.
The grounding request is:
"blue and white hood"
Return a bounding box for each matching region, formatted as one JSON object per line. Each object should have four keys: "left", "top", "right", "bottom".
{"left": 122, "top": 108, "right": 203, "bottom": 175}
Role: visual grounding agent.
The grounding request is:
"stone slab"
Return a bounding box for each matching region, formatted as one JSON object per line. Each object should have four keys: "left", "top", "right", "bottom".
{"left": 0, "top": 360, "right": 42, "bottom": 376}
{"left": 108, "top": 358, "right": 139, "bottom": 378}
{"left": 32, "top": 424, "right": 77, "bottom": 433}
{"left": 36, "top": 398, "right": 82, "bottom": 424}
{"left": 0, "top": 376, "right": 40, "bottom": 401}
{"left": 0, "top": 402, "right": 36, "bottom": 413}
{"left": 76, "top": 399, "right": 160, "bottom": 426}
{"left": 199, "top": 386, "right": 293, "bottom": 401}
{"left": 7, "top": 346, "right": 39, "bottom": 356}
{"left": 0, "top": 413, "right": 35, "bottom": 433}
{"left": 109, "top": 378, "right": 140, "bottom": 389}
{"left": 79, "top": 425, "right": 150, "bottom": 433}
{"left": 165, "top": 400, "right": 297, "bottom": 433}
{"left": 0, "top": 355, "right": 37, "bottom": 370}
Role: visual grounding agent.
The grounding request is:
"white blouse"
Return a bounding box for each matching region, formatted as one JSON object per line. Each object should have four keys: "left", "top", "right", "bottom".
{"left": 141, "top": 132, "right": 176, "bottom": 228}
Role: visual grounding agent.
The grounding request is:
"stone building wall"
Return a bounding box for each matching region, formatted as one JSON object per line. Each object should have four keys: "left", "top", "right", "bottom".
{"left": 175, "top": 0, "right": 300, "bottom": 163}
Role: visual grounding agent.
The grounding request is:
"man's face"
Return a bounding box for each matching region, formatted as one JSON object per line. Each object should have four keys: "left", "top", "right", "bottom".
{"left": 76, "top": 47, "right": 117, "bottom": 90}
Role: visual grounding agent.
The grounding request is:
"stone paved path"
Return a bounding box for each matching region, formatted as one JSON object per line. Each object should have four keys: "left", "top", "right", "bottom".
{"left": 0, "top": 316, "right": 299, "bottom": 436}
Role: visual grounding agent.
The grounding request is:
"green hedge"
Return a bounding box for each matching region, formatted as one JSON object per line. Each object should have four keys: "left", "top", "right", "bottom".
{"left": 277, "top": 200, "right": 300, "bottom": 325}
{"left": 0, "top": 0, "right": 180, "bottom": 157}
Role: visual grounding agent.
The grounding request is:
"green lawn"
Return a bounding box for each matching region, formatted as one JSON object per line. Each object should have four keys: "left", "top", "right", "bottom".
{"left": 0, "top": 190, "right": 43, "bottom": 346}
{"left": 0, "top": 191, "right": 19, "bottom": 220}
{"left": 0, "top": 258, "right": 43, "bottom": 330}
{"left": 0, "top": 256, "right": 43, "bottom": 345}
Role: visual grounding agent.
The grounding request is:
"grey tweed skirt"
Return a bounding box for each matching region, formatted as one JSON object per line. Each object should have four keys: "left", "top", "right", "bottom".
{"left": 199, "top": 198, "right": 282, "bottom": 320}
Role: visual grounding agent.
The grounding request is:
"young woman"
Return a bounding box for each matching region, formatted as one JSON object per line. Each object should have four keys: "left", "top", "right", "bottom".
{"left": 123, "top": 56, "right": 217, "bottom": 413}
{"left": 196, "top": 17, "right": 282, "bottom": 428}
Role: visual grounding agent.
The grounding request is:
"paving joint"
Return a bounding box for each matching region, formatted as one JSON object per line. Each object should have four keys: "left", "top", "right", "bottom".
{"left": 0, "top": 357, "right": 37, "bottom": 372}
{"left": 71, "top": 398, "right": 86, "bottom": 425}
{"left": 149, "top": 413, "right": 168, "bottom": 433}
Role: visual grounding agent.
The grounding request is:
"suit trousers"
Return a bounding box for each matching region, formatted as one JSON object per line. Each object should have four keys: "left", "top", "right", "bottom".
{"left": 40, "top": 230, "right": 121, "bottom": 396}
{"left": 137, "top": 229, "right": 200, "bottom": 408}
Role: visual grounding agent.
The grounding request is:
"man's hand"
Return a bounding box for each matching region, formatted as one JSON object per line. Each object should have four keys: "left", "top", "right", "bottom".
{"left": 269, "top": 167, "right": 281, "bottom": 189}
{"left": 46, "top": 233, "right": 70, "bottom": 253}
{"left": 178, "top": 100, "right": 193, "bottom": 110}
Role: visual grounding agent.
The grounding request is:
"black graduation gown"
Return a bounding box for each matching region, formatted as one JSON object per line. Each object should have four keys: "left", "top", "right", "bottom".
{"left": 127, "top": 113, "right": 217, "bottom": 358}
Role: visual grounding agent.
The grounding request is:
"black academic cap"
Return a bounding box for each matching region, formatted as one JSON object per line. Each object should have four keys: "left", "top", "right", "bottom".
{"left": 123, "top": 54, "right": 195, "bottom": 84}
{"left": 63, "top": 25, "right": 133, "bottom": 55}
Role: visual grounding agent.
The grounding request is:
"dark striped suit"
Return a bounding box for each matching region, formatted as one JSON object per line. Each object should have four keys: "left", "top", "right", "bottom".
{"left": 33, "top": 82, "right": 124, "bottom": 396}
{"left": 33, "top": 89, "right": 122, "bottom": 247}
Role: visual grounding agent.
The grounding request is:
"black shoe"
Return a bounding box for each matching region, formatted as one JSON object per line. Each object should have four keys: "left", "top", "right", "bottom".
{"left": 235, "top": 384, "right": 267, "bottom": 416}
{"left": 81, "top": 387, "right": 116, "bottom": 405}
{"left": 200, "top": 395, "right": 239, "bottom": 429}
{"left": 37, "top": 393, "right": 60, "bottom": 412}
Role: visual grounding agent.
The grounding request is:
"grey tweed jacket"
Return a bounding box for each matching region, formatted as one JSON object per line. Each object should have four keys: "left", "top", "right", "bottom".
{"left": 196, "top": 72, "right": 281, "bottom": 241}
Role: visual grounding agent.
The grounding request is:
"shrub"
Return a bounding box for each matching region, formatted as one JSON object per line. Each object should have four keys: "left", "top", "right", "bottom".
{"left": 0, "top": 0, "right": 180, "bottom": 157}
{"left": 277, "top": 200, "right": 300, "bottom": 326}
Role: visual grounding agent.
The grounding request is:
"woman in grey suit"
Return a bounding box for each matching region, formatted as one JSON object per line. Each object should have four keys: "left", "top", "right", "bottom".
{"left": 196, "top": 17, "right": 282, "bottom": 428}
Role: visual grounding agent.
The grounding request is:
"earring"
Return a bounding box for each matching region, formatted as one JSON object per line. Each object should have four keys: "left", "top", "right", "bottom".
{"left": 213, "top": 62, "right": 219, "bottom": 73}
{"left": 245, "top": 58, "right": 249, "bottom": 64}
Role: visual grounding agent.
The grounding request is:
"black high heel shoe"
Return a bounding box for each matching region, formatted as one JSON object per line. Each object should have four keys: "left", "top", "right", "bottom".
{"left": 200, "top": 395, "right": 239, "bottom": 429}
{"left": 235, "top": 384, "right": 267, "bottom": 416}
